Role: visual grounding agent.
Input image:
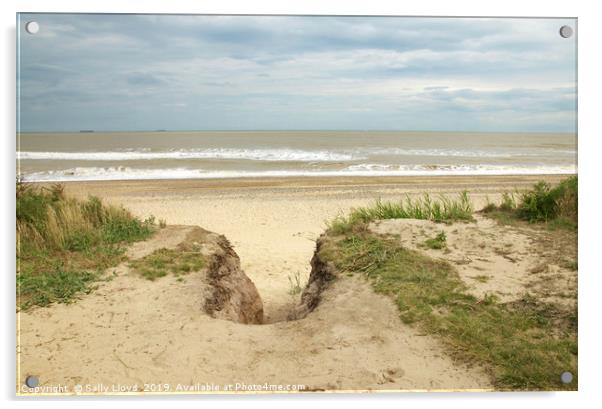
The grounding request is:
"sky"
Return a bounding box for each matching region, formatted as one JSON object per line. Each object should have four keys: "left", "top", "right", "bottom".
{"left": 17, "top": 14, "right": 577, "bottom": 132}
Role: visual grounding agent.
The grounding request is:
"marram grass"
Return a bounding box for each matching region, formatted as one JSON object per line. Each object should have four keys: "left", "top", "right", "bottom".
{"left": 321, "top": 181, "right": 577, "bottom": 390}
{"left": 320, "top": 230, "right": 577, "bottom": 391}
{"left": 328, "top": 191, "right": 473, "bottom": 235}
{"left": 17, "top": 182, "right": 157, "bottom": 309}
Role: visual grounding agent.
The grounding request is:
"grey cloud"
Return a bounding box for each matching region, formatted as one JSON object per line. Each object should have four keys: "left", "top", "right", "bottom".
{"left": 126, "top": 72, "right": 165, "bottom": 86}
{"left": 17, "top": 14, "right": 576, "bottom": 132}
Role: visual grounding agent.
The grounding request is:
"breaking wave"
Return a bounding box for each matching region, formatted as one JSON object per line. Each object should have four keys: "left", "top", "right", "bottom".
{"left": 17, "top": 146, "right": 575, "bottom": 162}
{"left": 20, "top": 164, "right": 577, "bottom": 182}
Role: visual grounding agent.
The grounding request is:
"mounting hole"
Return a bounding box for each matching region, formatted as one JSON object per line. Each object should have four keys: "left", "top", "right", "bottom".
{"left": 25, "top": 375, "right": 39, "bottom": 388}
{"left": 560, "top": 371, "right": 573, "bottom": 384}
{"left": 559, "top": 25, "right": 573, "bottom": 39}
{"left": 25, "top": 21, "right": 40, "bottom": 35}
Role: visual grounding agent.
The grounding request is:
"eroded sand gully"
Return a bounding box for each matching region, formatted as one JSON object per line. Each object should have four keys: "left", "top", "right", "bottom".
{"left": 57, "top": 175, "right": 568, "bottom": 323}
{"left": 18, "top": 176, "right": 570, "bottom": 392}
{"left": 70, "top": 182, "right": 509, "bottom": 323}
{"left": 18, "top": 226, "right": 491, "bottom": 392}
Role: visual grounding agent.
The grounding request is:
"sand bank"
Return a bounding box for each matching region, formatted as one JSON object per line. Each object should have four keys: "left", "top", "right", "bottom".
{"left": 57, "top": 175, "right": 567, "bottom": 322}
{"left": 19, "top": 175, "right": 569, "bottom": 393}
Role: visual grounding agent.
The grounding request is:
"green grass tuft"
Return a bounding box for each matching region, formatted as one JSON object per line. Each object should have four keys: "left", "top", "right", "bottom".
{"left": 470, "top": 275, "right": 491, "bottom": 283}
{"left": 518, "top": 177, "right": 577, "bottom": 222}
{"left": 423, "top": 231, "right": 447, "bottom": 250}
{"left": 500, "top": 191, "right": 519, "bottom": 211}
{"left": 287, "top": 271, "right": 304, "bottom": 295}
{"left": 129, "top": 246, "right": 205, "bottom": 281}
{"left": 17, "top": 181, "right": 157, "bottom": 309}
{"left": 328, "top": 191, "right": 473, "bottom": 235}
{"left": 484, "top": 176, "right": 577, "bottom": 230}
{"left": 17, "top": 269, "right": 100, "bottom": 308}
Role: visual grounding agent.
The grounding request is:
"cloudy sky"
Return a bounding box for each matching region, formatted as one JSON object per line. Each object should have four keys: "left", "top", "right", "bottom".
{"left": 18, "top": 14, "right": 576, "bottom": 132}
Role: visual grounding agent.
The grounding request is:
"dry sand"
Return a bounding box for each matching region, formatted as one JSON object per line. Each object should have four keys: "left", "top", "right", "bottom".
{"left": 18, "top": 226, "right": 490, "bottom": 393}
{"left": 18, "top": 175, "right": 571, "bottom": 394}
{"left": 57, "top": 175, "right": 569, "bottom": 322}
{"left": 371, "top": 215, "right": 577, "bottom": 309}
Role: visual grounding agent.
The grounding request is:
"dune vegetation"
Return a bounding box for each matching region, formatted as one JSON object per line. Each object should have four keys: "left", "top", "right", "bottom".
{"left": 483, "top": 176, "right": 577, "bottom": 230}
{"left": 128, "top": 246, "right": 205, "bottom": 281}
{"left": 16, "top": 182, "right": 157, "bottom": 309}
{"left": 320, "top": 178, "right": 577, "bottom": 390}
{"left": 328, "top": 191, "right": 473, "bottom": 235}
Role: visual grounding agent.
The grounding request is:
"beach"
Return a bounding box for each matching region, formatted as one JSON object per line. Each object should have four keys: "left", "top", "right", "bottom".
{"left": 18, "top": 174, "right": 577, "bottom": 392}
{"left": 58, "top": 174, "right": 568, "bottom": 322}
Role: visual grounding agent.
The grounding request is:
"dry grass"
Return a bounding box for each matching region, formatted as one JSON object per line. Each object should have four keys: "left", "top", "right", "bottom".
{"left": 17, "top": 182, "right": 157, "bottom": 309}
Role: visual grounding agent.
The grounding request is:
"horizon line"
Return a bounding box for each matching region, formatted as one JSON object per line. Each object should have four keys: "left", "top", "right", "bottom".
{"left": 17, "top": 129, "right": 578, "bottom": 134}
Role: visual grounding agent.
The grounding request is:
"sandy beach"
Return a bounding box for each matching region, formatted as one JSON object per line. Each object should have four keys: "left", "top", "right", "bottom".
{"left": 18, "top": 174, "right": 575, "bottom": 393}
{"left": 58, "top": 174, "right": 569, "bottom": 322}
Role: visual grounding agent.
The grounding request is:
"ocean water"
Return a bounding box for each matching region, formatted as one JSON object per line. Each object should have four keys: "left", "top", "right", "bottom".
{"left": 17, "top": 131, "right": 577, "bottom": 182}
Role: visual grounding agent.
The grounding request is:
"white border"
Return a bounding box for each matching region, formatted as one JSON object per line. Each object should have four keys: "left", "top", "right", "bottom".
{"left": 3, "top": 1, "right": 601, "bottom": 407}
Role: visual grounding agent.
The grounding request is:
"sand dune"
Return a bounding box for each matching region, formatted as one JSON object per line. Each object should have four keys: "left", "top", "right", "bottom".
{"left": 18, "top": 175, "right": 570, "bottom": 394}
{"left": 59, "top": 175, "right": 568, "bottom": 322}
{"left": 19, "top": 226, "right": 491, "bottom": 394}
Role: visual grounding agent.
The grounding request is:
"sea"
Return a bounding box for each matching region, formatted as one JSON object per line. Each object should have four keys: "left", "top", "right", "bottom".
{"left": 17, "top": 131, "right": 577, "bottom": 182}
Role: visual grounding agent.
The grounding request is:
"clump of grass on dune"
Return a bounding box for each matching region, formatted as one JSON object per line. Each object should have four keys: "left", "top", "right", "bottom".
{"left": 129, "top": 246, "right": 205, "bottom": 281}
{"left": 17, "top": 181, "right": 157, "bottom": 309}
{"left": 328, "top": 191, "right": 473, "bottom": 235}
{"left": 319, "top": 230, "right": 577, "bottom": 390}
{"left": 519, "top": 177, "right": 577, "bottom": 224}
{"left": 287, "top": 271, "right": 304, "bottom": 295}
{"left": 483, "top": 176, "right": 577, "bottom": 230}
{"left": 423, "top": 231, "right": 447, "bottom": 250}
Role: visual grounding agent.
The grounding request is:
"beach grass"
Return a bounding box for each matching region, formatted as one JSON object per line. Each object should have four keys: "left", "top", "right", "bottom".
{"left": 423, "top": 231, "right": 447, "bottom": 250}
{"left": 287, "top": 271, "right": 304, "bottom": 295}
{"left": 17, "top": 181, "right": 156, "bottom": 309}
{"left": 470, "top": 275, "right": 491, "bottom": 283}
{"left": 483, "top": 176, "right": 577, "bottom": 230}
{"left": 328, "top": 191, "right": 473, "bottom": 235}
{"left": 320, "top": 181, "right": 578, "bottom": 390}
{"left": 128, "top": 247, "right": 205, "bottom": 281}
{"left": 319, "top": 230, "right": 577, "bottom": 390}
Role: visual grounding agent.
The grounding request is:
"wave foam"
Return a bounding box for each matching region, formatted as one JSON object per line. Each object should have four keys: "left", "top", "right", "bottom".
{"left": 20, "top": 164, "right": 577, "bottom": 182}
{"left": 371, "top": 147, "right": 576, "bottom": 158}
{"left": 17, "top": 146, "right": 576, "bottom": 162}
{"left": 17, "top": 149, "right": 357, "bottom": 162}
